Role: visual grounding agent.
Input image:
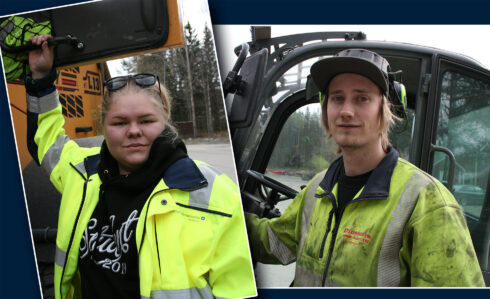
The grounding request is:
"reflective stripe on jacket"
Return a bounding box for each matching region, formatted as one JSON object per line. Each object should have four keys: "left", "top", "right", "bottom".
{"left": 247, "top": 147, "right": 484, "bottom": 287}
{"left": 27, "top": 90, "right": 256, "bottom": 299}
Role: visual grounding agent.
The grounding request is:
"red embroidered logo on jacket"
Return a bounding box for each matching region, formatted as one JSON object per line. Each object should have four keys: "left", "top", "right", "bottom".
{"left": 342, "top": 228, "right": 371, "bottom": 246}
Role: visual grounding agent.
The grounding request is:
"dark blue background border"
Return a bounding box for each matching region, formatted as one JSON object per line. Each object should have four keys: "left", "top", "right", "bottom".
{"left": 0, "top": 0, "right": 94, "bottom": 17}
{"left": 256, "top": 288, "right": 490, "bottom": 298}
{"left": 1, "top": 0, "right": 489, "bottom": 298}
{"left": 207, "top": 0, "right": 490, "bottom": 24}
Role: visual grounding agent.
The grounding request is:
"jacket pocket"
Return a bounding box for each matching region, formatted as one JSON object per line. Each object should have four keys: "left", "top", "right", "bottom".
{"left": 175, "top": 202, "right": 232, "bottom": 218}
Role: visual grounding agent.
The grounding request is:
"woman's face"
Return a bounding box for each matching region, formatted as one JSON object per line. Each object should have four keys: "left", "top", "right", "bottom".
{"left": 103, "top": 90, "right": 165, "bottom": 175}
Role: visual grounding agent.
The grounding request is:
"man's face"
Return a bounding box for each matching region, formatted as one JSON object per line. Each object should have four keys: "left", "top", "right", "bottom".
{"left": 326, "top": 73, "right": 383, "bottom": 151}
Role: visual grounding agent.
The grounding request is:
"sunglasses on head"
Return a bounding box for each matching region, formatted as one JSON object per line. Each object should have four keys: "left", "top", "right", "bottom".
{"left": 104, "top": 73, "right": 161, "bottom": 94}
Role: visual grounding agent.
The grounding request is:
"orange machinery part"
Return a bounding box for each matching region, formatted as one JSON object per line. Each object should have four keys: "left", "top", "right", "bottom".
{"left": 8, "top": 64, "right": 103, "bottom": 170}
{"left": 7, "top": 0, "right": 185, "bottom": 170}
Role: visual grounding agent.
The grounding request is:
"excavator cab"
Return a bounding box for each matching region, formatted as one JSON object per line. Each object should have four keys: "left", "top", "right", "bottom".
{"left": 222, "top": 26, "right": 490, "bottom": 287}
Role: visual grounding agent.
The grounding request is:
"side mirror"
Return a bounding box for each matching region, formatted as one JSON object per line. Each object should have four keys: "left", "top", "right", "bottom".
{"left": 227, "top": 48, "right": 268, "bottom": 129}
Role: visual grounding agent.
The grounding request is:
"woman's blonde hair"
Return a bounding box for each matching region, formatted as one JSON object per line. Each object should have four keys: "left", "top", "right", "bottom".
{"left": 100, "top": 79, "right": 177, "bottom": 137}
{"left": 321, "top": 94, "right": 396, "bottom": 153}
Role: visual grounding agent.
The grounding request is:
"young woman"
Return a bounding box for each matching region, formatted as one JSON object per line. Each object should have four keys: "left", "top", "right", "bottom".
{"left": 26, "top": 35, "right": 256, "bottom": 299}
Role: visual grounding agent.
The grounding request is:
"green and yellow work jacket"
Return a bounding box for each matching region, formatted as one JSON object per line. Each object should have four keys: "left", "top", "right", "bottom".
{"left": 27, "top": 89, "right": 256, "bottom": 299}
{"left": 247, "top": 147, "right": 484, "bottom": 287}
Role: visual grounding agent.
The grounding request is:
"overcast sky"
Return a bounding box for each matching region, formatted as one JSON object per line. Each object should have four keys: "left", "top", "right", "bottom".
{"left": 213, "top": 25, "right": 490, "bottom": 77}
{"left": 107, "top": 9, "right": 490, "bottom": 80}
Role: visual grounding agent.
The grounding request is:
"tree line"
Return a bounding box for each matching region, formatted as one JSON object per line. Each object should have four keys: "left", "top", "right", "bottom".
{"left": 121, "top": 22, "right": 226, "bottom": 138}
{"left": 268, "top": 104, "right": 339, "bottom": 175}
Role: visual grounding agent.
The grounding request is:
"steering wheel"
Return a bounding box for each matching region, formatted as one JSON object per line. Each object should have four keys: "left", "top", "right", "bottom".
{"left": 244, "top": 170, "right": 299, "bottom": 219}
{"left": 246, "top": 170, "right": 299, "bottom": 199}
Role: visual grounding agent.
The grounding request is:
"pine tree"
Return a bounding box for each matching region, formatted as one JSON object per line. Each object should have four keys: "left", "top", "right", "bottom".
{"left": 120, "top": 51, "right": 190, "bottom": 125}
{"left": 201, "top": 24, "right": 226, "bottom": 132}
{"left": 115, "top": 22, "right": 226, "bottom": 138}
{"left": 183, "top": 22, "right": 201, "bottom": 137}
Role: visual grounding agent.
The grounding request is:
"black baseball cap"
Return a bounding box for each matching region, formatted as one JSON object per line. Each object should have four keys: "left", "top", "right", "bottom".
{"left": 310, "top": 49, "right": 390, "bottom": 95}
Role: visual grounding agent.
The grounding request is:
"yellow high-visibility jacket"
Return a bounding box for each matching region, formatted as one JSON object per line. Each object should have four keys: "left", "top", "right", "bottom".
{"left": 26, "top": 89, "right": 256, "bottom": 299}
{"left": 248, "top": 147, "right": 484, "bottom": 287}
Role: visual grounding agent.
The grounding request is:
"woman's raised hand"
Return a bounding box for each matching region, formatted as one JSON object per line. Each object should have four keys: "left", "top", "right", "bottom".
{"left": 28, "top": 34, "right": 54, "bottom": 79}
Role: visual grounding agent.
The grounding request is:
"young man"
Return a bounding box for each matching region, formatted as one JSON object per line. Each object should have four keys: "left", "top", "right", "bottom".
{"left": 247, "top": 49, "right": 484, "bottom": 287}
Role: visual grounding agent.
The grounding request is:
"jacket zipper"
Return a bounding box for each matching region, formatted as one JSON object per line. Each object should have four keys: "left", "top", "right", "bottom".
{"left": 320, "top": 191, "right": 360, "bottom": 286}
{"left": 321, "top": 216, "right": 341, "bottom": 286}
{"left": 59, "top": 161, "right": 90, "bottom": 298}
{"left": 317, "top": 192, "right": 337, "bottom": 259}
{"left": 154, "top": 220, "right": 162, "bottom": 276}
{"left": 320, "top": 196, "right": 385, "bottom": 286}
{"left": 319, "top": 209, "right": 334, "bottom": 258}
{"left": 138, "top": 187, "right": 169, "bottom": 275}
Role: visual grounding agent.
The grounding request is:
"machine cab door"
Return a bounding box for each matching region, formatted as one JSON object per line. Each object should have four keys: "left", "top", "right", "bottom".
{"left": 0, "top": 0, "right": 184, "bottom": 69}
{"left": 429, "top": 57, "right": 490, "bottom": 285}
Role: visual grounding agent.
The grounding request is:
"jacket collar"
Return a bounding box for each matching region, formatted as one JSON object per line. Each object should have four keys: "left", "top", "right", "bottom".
{"left": 319, "top": 146, "right": 399, "bottom": 200}
{"left": 162, "top": 157, "right": 208, "bottom": 191}
{"left": 70, "top": 153, "right": 102, "bottom": 179}
{"left": 79, "top": 155, "right": 207, "bottom": 191}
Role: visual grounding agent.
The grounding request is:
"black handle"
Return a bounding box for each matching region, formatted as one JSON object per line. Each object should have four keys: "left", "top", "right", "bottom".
{"left": 223, "top": 42, "right": 250, "bottom": 97}
{"left": 75, "top": 126, "right": 93, "bottom": 133}
{"left": 0, "top": 35, "right": 84, "bottom": 54}
{"left": 430, "top": 144, "right": 456, "bottom": 192}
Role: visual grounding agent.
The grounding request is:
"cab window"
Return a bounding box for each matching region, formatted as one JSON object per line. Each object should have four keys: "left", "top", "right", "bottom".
{"left": 267, "top": 103, "right": 337, "bottom": 194}
{"left": 432, "top": 70, "right": 489, "bottom": 220}
{"left": 431, "top": 68, "right": 490, "bottom": 277}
